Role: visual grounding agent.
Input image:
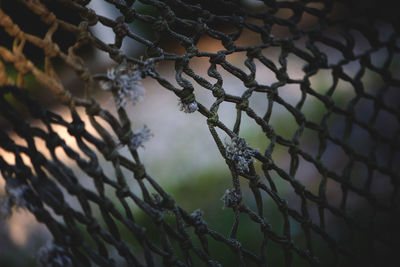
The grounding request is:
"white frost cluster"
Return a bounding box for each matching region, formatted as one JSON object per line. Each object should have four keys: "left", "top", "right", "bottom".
{"left": 221, "top": 188, "right": 241, "bottom": 208}
{"left": 0, "top": 182, "right": 29, "bottom": 219}
{"left": 178, "top": 100, "right": 198, "bottom": 113}
{"left": 224, "top": 136, "right": 256, "bottom": 172}
{"left": 100, "top": 63, "right": 145, "bottom": 109}
{"left": 37, "top": 242, "right": 72, "bottom": 267}
{"left": 129, "top": 125, "right": 153, "bottom": 150}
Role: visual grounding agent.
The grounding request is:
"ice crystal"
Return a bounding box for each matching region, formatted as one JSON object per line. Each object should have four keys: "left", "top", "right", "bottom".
{"left": 224, "top": 136, "right": 256, "bottom": 172}
{"left": 0, "top": 181, "right": 29, "bottom": 219}
{"left": 221, "top": 189, "right": 241, "bottom": 208}
{"left": 178, "top": 100, "right": 198, "bottom": 113}
{"left": 100, "top": 63, "right": 145, "bottom": 109}
{"left": 128, "top": 125, "right": 153, "bottom": 150}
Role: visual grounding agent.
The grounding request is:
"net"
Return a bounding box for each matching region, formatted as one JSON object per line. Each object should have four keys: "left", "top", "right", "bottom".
{"left": 0, "top": 0, "right": 399, "bottom": 266}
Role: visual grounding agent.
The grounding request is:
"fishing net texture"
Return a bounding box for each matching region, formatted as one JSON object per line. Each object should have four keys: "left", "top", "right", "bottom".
{"left": 0, "top": 0, "right": 399, "bottom": 266}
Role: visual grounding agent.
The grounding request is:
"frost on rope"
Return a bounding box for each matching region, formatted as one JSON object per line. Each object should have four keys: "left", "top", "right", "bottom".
{"left": 178, "top": 100, "right": 198, "bottom": 113}
{"left": 37, "top": 242, "right": 73, "bottom": 267}
{"left": 100, "top": 63, "right": 145, "bottom": 109}
{"left": 128, "top": 125, "right": 153, "bottom": 150}
{"left": 0, "top": 179, "right": 30, "bottom": 219}
{"left": 224, "top": 136, "right": 256, "bottom": 172}
{"left": 221, "top": 189, "right": 242, "bottom": 208}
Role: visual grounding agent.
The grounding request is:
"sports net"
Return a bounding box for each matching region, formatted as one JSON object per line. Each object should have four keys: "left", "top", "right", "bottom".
{"left": 0, "top": 0, "right": 399, "bottom": 266}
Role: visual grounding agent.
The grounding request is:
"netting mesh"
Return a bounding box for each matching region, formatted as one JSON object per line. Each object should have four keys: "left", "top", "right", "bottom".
{"left": 0, "top": 0, "right": 399, "bottom": 266}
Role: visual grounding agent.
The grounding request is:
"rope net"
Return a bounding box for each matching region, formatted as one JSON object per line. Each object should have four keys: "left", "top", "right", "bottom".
{"left": 0, "top": 0, "right": 399, "bottom": 266}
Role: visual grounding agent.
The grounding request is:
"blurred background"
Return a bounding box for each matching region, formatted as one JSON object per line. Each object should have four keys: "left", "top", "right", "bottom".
{"left": 0, "top": 0, "right": 399, "bottom": 266}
